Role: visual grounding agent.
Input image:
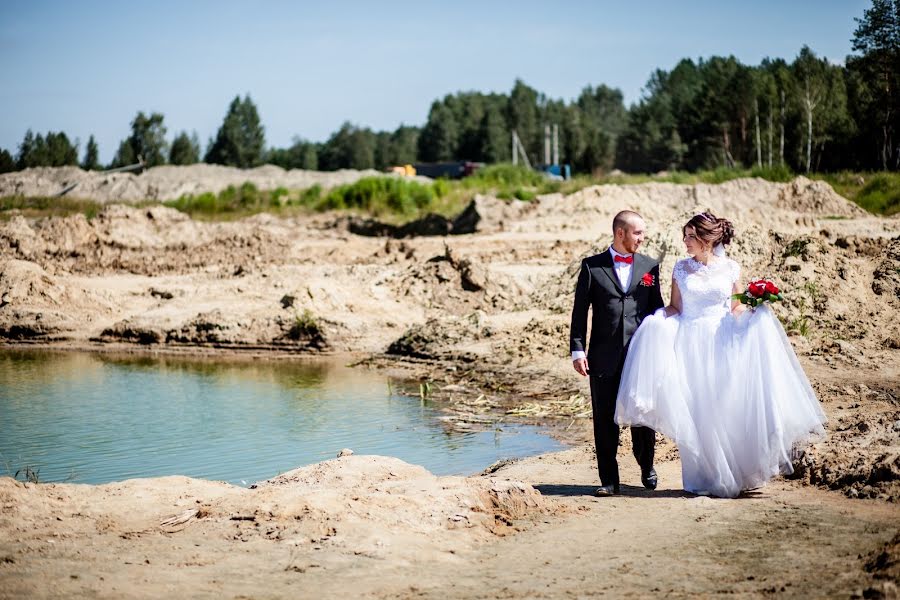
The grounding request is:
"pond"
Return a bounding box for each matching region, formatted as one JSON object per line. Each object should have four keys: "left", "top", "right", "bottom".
{"left": 0, "top": 350, "right": 564, "bottom": 486}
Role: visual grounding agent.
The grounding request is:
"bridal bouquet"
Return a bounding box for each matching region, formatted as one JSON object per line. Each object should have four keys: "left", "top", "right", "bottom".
{"left": 732, "top": 279, "right": 783, "bottom": 308}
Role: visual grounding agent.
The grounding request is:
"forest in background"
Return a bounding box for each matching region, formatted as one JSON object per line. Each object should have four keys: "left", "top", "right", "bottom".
{"left": 1, "top": 0, "right": 898, "bottom": 179}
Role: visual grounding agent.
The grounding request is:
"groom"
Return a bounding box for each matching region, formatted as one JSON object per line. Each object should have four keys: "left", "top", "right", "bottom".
{"left": 570, "top": 210, "right": 665, "bottom": 496}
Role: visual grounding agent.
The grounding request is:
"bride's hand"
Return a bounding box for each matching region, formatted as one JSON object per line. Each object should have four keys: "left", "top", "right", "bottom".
{"left": 732, "top": 304, "right": 747, "bottom": 317}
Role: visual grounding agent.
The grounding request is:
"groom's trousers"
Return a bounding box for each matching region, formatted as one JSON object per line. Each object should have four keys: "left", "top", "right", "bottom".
{"left": 589, "top": 364, "right": 656, "bottom": 488}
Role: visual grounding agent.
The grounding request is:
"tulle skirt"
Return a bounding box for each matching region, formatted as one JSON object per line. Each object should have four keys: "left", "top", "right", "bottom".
{"left": 615, "top": 306, "right": 826, "bottom": 498}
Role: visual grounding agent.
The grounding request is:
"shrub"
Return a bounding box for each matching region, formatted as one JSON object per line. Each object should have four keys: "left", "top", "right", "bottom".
{"left": 270, "top": 186, "right": 289, "bottom": 207}
{"left": 298, "top": 184, "right": 323, "bottom": 206}
{"left": 320, "top": 177, "right": 437, "bottom": 215}
{"left": 289, "top": 309, "right": 321, "bottom": 340}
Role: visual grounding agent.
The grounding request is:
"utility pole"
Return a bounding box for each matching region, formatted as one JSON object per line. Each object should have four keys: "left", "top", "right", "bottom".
{"left": 552, "top": 124, "right": 559, "bottom": 165}
{"left": 511, "top": 130, "right": 531, "bottom": 170}
{"left": 544, "top": 124, "right": 551, "bottom": 165}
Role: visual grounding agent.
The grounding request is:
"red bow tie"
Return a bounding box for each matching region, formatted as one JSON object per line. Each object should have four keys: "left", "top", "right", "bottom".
{"left": 614, "top": 255, "right": 633, "bottom": 264}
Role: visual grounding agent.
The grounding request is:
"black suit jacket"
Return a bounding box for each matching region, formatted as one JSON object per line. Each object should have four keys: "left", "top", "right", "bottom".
{"left": 569, "top": 251, "right": 665, "bottom": 377}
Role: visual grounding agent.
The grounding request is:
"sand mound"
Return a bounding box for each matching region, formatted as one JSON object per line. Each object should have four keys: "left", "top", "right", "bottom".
{"left": 777, "top": 176, "right": 869, "bottom": 216}
{"left": 0, "top": 164, "right": 388, "bottom": 202}
{"left": 0, "top": 204, "right": 291, "bottom": 276}
{"left": 0, "top": 454, "right": 551, "bottom": 574}
{"left": 256, "top": 455, "right": 549, "bottom": 535}
{"left": 455, "top": 177, "right": 867, "bottom": 237}
{"left": 0, "top": 259, "right": 113, "bottom": 338}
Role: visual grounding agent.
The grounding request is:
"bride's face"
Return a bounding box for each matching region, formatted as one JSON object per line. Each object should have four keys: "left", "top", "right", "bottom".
{"left": 683, "top": 226, "right": 704, "bottom": 256}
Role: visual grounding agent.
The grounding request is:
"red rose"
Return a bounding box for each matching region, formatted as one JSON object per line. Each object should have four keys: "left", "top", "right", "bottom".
{"left": 764, "top": 281, "right": 780, "bottom": 295}
{"left": 640, "top": 273, "right": 654, "bottom": 286}
{"left": 748, "top": 280, "right": 767, "bottom": 298}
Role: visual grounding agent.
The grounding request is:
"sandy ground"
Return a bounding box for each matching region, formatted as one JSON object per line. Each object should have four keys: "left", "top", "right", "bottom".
{"left": 1, "top": 173, "right": 899, "bottom": 597}
{"left": 1, "top": 447, "right": 897, "bottom": 599}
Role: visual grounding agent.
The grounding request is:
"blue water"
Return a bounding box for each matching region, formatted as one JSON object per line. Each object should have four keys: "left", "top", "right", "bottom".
{"left": 0, "top": 350, "right": 564, "bottom": 485}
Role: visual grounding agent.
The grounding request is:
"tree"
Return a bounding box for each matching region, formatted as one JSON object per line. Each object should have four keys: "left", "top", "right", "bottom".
{"left": 573, "top": 85, "right": 628, "bottom": 172}
{"left": 205, "top": 95, "right": 266, "bottom": 168}
{"left": 267, "top": 138, "right": 319, "bottom": 170}
{"left": 616, "top": 98, "right": 685, "bottom": 173}
{"left": 16, "top": 130, "right": 77, "bottom": 168}
{"left": 506, "top": 80, "right": 541, "bottom": 161}
{"left": 169, "top": 131, "right": 200, "bottom": 165}
{"left": 478, "top": 103, "right": 509, "bottom": 163}
{"left": 319, "top": 122, "right": 375, "bottom": 170}
{"left": 111, "top": 139, "right": 136, "bottom": 168}
{"left": 113, "top": 111, "right": 168, "bottom": 167}
{"left": 16, "top": 130, "right": 38, "bottom": 169}
{"left": 418, "top": 101, "right": 459, "bottom": 162}
{"left": 791, "top": 47, "right": 851, "bottom": 172}
{"left": 850, "top": 0, "right": 900, "bottom": 169}
{"left": 453, "top": 93, "right": 488, "bottom": 160}
{"left": 0, "top": 148, "right": 14, "bottom": 173}
{"left": 82, "top": 135, "right": 100, "bottom": 170}
{"left": 388, "top": 125, "right": 419, "bottom": 165}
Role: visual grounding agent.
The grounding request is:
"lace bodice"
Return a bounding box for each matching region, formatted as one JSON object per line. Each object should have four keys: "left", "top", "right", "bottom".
{"left": 673, "top": 257, "right": 740, "bottom": 319}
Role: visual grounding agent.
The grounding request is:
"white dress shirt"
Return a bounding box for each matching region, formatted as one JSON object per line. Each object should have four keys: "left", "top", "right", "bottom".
{"left": 572, "top": 246, "right": 634, "bottom": 361}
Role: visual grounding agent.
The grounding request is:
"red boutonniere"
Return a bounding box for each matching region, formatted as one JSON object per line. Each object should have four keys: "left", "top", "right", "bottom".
{"left": 639, "top": 273, "right": 654, "bottom": 287}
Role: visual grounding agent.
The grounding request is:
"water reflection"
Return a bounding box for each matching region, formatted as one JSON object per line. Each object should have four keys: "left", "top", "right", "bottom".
{"left": 0, "top": 350, "right": 563, "bottom": 485}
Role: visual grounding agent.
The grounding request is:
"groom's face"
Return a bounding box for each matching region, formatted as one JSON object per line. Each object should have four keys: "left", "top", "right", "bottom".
{"left": 618, "top": 217, "right": 646, "bottom": 254}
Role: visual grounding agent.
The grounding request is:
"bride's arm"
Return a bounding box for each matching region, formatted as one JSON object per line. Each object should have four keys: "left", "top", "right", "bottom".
{"left": 664, "top": 279, "right": 682, "bottom": 317}
{"left": 731, "top": 281, "right": 746, "bottom": 315}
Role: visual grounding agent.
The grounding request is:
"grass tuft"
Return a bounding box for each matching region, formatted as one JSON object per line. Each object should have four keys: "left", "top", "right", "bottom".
{"left": 288, "top": 309, "right": 321, "bottom": 340}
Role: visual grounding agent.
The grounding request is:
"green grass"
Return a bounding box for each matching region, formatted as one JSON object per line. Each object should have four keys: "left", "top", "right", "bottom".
{"left": 813, "top": 171, "right": 900, "bottom": 215}
{"left": 0, "top": 196, "right": 107, "bottom": 220}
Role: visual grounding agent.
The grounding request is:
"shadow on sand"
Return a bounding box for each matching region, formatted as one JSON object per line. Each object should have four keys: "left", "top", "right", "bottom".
{"left": 534, "top": 483, "right": 694, "bottom": 499}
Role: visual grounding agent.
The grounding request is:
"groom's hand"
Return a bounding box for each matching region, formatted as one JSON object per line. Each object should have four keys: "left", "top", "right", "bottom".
{"left": 573, "top": 358, "right": 589, "bottom": 377}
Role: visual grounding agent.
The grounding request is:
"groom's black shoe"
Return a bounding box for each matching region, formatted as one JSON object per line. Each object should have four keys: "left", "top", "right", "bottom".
{"left": 595, "top": 484, "right": 620, "bottom": 496}
{"left": 641, "top": 467, "right": 658, "bottom": 490}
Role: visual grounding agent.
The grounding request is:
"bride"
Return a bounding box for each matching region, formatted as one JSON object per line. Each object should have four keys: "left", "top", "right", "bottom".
{"left": 615, "top": 212, "right": 826, "bottom": 498}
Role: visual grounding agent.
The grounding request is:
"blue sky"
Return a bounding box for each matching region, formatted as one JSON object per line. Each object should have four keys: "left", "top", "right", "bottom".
{"left": 1, "top": 0, "right": 869, "bottom": 163}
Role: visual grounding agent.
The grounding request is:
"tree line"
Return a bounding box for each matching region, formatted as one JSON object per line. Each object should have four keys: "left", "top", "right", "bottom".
{"left": 2, "top": 0, "right": 897, "bottom": 176}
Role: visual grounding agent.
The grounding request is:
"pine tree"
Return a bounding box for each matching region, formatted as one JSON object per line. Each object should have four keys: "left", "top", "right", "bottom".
{"left": 205, "top": 95, "right": 266, "bottom": 168}
{"left": 0, "top": 148, "right": 15, "bottom": 173}
{"left": 169, "top": 131, "right": 200, "bottom": 165}
{"left": 82, "top": 135, "right": 100, "bottom": 170}
{"left": 16, "top": 130, "right": 39, "bottom": 169}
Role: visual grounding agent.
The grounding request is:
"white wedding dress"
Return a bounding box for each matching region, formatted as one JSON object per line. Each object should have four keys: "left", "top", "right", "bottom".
{"left": 615, "top": 256, "right": 826, "bottom": 498}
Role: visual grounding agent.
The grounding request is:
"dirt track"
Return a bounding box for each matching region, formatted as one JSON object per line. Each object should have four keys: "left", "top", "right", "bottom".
{"left": 1, "top": 172, "right": 898, "bottom": 597}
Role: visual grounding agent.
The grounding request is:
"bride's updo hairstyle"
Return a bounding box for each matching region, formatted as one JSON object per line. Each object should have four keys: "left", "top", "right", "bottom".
{"left": 683, "top": 211, "right": 735, "bottom": 248}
